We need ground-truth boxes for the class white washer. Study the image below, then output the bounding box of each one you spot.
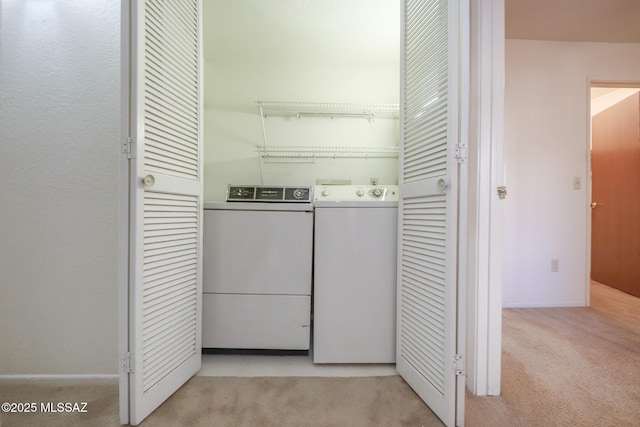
[313,184,398,363]
[202,186,313,350]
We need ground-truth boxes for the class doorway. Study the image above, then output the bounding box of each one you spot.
[121,1,504,424]
[200,0,400,373]
[589,83,640,299]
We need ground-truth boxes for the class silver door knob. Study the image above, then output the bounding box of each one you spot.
[142,174,155,187]
[437,179,447,192]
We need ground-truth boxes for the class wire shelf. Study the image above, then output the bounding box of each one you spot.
[256,145,399,159]
[256,101,399,121]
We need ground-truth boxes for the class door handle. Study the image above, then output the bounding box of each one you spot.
[590,202,598,209]
[142,174,155,188]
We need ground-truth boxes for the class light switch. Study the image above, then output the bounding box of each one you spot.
[573,176,581,190]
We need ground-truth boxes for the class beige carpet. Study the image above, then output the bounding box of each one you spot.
[1,282,638,426]
[141,376,444,427]
[0,376,443,427]
[465,281,640,426]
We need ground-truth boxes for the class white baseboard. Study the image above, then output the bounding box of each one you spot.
[502,301,586,308]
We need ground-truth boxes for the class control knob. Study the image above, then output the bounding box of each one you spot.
[356,190,365,197]
[372,188,383,197]
[322,190,330,197]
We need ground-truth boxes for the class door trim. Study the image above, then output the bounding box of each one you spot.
[118,0,132,423]
[587,79,640,306]
[465,0,504,397]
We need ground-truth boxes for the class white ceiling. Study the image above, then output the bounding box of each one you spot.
[202,1,640,64]
[202,0,399,64]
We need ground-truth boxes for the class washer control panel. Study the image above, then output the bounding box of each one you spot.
[314,185,399,202]
[227,185,312,203]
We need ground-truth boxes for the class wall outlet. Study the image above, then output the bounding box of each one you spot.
[551,258,560,272]
[370,177,378,185]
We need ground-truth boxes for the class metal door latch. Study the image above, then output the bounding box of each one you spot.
[497,186,507,200]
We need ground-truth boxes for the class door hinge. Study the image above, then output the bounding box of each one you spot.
[453,354,465,376]
[455,143,468,164]
[122,137,136,159]
[121,352,134,373]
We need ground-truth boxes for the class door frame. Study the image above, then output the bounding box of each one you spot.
[115,1,507,418]
[465,0,504,397]
[586,80,640,306]
[118,0,132,423]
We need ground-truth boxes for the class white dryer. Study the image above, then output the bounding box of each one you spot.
[313,184,399,363]
[202,185,313,351]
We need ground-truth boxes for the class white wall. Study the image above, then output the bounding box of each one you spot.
[0,1,120,374]
[504,40,640,307]
[203,53,399,202]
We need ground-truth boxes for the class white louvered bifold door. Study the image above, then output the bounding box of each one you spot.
[126,0,203,424]
[398,0,466,426]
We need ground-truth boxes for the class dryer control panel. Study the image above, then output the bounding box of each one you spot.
[314,185,399,202]
[227,185,312,203]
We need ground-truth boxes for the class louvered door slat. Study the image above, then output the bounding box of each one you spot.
[145,7,198,71]
[142,293,195,334]
[145,115,197,147]
[404,110,448,141]
[146,2,198,58]
[145,84,197,128]
[143,324,194,373]
[145,153,198,175]
[143,0,200,181]
[146,67,198,112]
[144,233,197,244]
[144,237,197,250]
[141,191,198,394]
[145,95,198,137]
[145,269,197,298]
[144,35,197,95]
[144,277,196,307]
[144,140,198,168]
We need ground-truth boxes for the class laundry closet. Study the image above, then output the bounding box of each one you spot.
[200,0,400,362]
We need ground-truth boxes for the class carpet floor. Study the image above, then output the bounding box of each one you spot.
[465,281,640,426]
[0,376,443,427]
[1,282,638,426]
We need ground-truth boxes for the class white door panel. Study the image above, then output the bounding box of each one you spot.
[398,0,467,426]
[120,0,203,425]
